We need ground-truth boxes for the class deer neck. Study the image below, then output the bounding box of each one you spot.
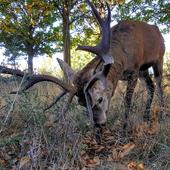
[105,45,127,94]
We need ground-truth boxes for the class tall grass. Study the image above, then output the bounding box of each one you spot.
[0,76,169,169]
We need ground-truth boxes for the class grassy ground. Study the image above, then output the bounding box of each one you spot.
[0,76,169,170]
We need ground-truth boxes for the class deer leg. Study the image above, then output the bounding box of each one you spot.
[140,70,155,121]
[153,63,164,120]
[123,75,137,130]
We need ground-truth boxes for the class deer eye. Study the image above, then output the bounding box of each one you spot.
[98,97,103,104]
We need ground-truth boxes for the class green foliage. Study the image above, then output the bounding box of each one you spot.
[71,22,99,70]
[113,0,170,33]
[71,50,93,70]
[0,0,59,66]
[0,0,169,72]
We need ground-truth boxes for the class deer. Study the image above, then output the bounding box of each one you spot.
[0,0,165,133]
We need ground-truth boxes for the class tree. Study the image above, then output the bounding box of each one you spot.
[0,0,59,74]
[53,0,103,67]
[1,0,169,73]
[54,0,85,66]
[112,0,170,33]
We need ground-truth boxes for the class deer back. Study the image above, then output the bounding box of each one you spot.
[109,21,165,71]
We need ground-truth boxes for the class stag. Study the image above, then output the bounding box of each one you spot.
[0,0,165,131]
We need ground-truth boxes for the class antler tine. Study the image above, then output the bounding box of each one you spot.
[86,0,103,25]
[44,91,67,111]
[61,92,75,114]
[77,1,112,64]
[106,2,111,23]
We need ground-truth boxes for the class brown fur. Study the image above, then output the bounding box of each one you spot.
[74,20,165,126]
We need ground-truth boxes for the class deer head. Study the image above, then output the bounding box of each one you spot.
[0,0,113,126]
[75,0,113,125]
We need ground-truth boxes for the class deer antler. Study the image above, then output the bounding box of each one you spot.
[44,91,67,111]
[0,63,77,112]
[76,1,113,121]
[0,66,73,92]
[76,0,112,64]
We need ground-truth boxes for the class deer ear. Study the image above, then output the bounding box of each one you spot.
[57,58,75,82]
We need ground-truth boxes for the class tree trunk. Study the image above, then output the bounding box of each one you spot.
[62,1,71,66]
[28,55,33,74]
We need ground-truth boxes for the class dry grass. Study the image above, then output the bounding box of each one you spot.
[0,76,169,170]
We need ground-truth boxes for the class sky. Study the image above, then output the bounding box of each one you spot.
[0,33,170,71]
